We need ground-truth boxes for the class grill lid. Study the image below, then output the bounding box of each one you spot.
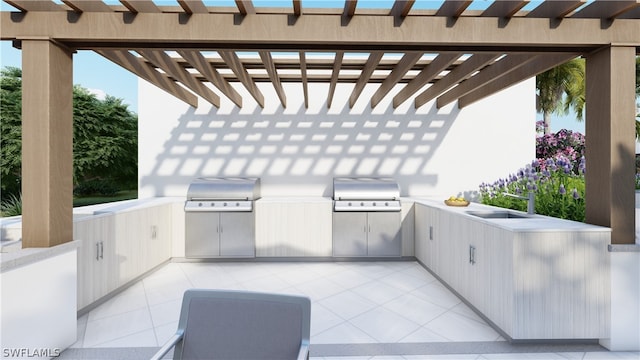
[186,177,260,201]
[333,177,401,212]
[333,177,400,201]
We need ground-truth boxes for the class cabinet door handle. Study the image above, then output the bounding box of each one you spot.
[429,226,433,240]
[96,242,100,261]
[368,224,371,233]
[99,241,104,260]
[469,245,476,265]
[220,225,223,233]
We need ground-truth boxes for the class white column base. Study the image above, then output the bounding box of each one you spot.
[600,248,640,351]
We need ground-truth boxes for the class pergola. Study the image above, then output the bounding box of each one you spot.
[1,0,638,248]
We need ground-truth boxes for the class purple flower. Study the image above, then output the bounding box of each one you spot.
[559,184,566,195]
[572,188,580,200]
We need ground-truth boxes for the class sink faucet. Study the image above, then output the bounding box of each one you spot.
[502,192,535,214]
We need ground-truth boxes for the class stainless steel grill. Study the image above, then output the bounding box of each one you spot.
[332,177,402,257]
[185,177,260,212]
[333,177,401,212]
[184,177,260,258]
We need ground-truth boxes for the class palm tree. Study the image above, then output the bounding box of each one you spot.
[536,58,585,134]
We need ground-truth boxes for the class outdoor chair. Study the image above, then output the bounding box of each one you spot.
[150,289,311,360]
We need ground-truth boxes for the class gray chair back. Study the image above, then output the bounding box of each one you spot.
[174,289,311,360]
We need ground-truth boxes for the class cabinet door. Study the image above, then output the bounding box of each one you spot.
[414,204,429,264]
[75,219,98,309]
[141,205,173,271]
[219,212,255,257]
[94,215,117,301]
[185,212,220,257]
[333,212,367,256]
[367,212,401,256]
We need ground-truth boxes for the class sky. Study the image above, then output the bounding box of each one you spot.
[0,0,588,133]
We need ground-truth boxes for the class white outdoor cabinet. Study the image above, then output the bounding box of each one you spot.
[255,198,332,257]
[332,211,401,257]
[414,203,440,271]
[76,202,174,311]
[413,201,610,340]
[75,214,117,309]
[185,212,254,257]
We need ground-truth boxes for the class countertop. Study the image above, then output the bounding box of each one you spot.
[409,197,611,233]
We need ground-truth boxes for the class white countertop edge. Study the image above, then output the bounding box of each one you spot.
[409,197,611,233]
[256,197,333,203]
[0,240,81,273]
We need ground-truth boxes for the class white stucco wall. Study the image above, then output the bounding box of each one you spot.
[139,78,535,198]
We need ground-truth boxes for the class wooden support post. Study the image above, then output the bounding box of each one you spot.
[585,45,636,245]
[21,39,73,248]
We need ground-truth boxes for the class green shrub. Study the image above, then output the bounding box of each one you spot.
[74,179,119,197]
[0,193,22,217]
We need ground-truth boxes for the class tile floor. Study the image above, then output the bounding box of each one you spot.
[69,261,640,360]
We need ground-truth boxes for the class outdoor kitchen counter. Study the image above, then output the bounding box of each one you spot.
[411,197,611,233]
[412,197,611,341]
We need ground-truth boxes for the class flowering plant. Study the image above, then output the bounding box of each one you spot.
[536,128,585,172]
[479,156,586,222]
[480,128,587,222]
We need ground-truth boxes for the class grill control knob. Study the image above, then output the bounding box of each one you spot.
[223,202,228,207]
[348,202,352,206]
[236,202,240,207]
[373,202,377,207]
[198,202,203,207]
[385,202,389,206]
[360,202,364,206]
[211,203,215,207]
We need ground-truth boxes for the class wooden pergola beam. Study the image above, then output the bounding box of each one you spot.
[218,50,265,107]
[259,50,287,108]
[482,1,528,18]
[3,13,639,50]
[371,52,422,108]
[526,0,584,18]
[414,53,500,108]
[299,51,308,108]
[435,1,471,17]
[293,0,302,16]
[138,49,220,107]
[390,0,415,26]
[327,51,343,108]
[572,0,640,19]
[393,52,462,108]
[436,54,536,108]
[349,52,383,108]
[62,1,112,13]
[177,0,208,14]
[120,0,160,13]
[458,53,579,108]
[5,0,62,11]
[97,49,198,107]
[177,50,242,108]
[344,0,357,17]
[235,0,255,15]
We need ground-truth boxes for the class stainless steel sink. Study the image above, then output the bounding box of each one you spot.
[466,210,531,219]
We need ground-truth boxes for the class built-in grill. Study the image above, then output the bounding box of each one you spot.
[332,177,402,257]
[184,177,260,258]
[185,177,260,212]
[333,177,401,212]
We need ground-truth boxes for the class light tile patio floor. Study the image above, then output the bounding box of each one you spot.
[66,261,640,360]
